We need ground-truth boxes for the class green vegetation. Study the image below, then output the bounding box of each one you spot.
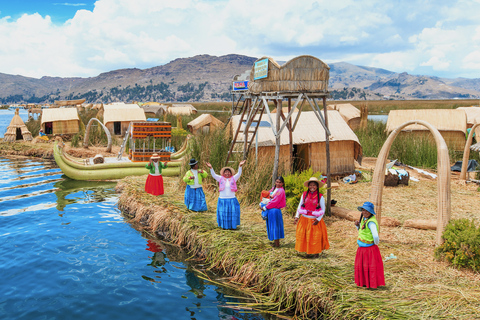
[355,120,480,168]
[435,219,480,272]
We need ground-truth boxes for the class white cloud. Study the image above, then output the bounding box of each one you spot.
[0,0,479,78]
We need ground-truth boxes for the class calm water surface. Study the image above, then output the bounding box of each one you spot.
[0,157,276,320]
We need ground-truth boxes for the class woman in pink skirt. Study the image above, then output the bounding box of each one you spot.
[354,201,385,288]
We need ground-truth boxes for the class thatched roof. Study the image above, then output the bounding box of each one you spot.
[386,109,467,133]
[187,114,224,132]
[168,104,198,115]
[141,105,167,115]
[327,103,360,122]
[271,107,299,114]
[231,110,362,159]
[54,99,86,106]
[103,103,146,124]
[248,55,329,94]
[41,107,79,124]
[4,109,32,142]
[457,107,480,126]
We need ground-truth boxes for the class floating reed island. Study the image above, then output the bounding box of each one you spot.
[117,173,480,320]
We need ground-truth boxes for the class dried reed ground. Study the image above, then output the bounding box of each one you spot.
[117,172,480,319]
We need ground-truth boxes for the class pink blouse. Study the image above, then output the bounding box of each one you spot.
[266,187,286,209]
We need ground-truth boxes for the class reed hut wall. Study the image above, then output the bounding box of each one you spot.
[41,108,80,135]
[51,120,80,135]
[248,55,329,94]
[386,109,467,151]
[105,121,132,136]
[231,110,361,175]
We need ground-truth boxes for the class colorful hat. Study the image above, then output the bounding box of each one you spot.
[220,166,235,176]
[304,177,324,188]
[189,158,198,166]
[357,201,376,215]
[151,153,160,160]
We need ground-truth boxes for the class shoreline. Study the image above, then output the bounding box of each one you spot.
[116,175,480,319]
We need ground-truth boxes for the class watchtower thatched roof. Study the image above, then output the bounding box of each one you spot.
[4,109,32,142]
[248,55,329,94]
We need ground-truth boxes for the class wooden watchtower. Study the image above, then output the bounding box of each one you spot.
[227,55,332,213]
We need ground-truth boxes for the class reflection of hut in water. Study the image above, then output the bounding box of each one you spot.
[4,109,32,142]
[103,103,146,136]
[386,109,467,151]
[230,110,362,175]
[327,103,361,131]
[41,107,80,135]
[187,114,223,134]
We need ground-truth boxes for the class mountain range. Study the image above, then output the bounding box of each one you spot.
[1,54,480,104]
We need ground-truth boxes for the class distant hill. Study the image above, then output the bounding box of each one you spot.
[0,54,479,104]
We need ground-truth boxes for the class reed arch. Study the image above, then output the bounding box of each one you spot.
[83,118,112,153]
[370,120,451,245]
[460,121,480,180]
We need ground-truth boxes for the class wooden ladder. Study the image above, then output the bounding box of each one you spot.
[225,99,265,165]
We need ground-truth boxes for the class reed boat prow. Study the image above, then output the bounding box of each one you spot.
[53,141,183,181]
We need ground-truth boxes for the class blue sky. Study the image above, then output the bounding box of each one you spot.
[0,0,479,79]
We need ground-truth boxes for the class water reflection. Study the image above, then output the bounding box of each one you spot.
[53,179,117,211]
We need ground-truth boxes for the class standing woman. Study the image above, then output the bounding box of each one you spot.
[354,201,385,289]
[260,177,286,247]
[206,160,246,230]
[145,153,167,195]
[183,158,208,212]
[294,177,329,258]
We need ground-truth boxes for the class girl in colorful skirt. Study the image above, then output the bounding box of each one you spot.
[183,158,209,211]
[145,153,167,195]
[354,201,385,288]
[206,160,246,230]
[294,177,329,258]
[260,176,286,247]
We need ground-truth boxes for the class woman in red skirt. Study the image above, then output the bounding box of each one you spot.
[354,201,385,288]
[145,153,167,195]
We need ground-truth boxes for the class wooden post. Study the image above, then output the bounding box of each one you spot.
[323,96,331,216]
[243,98,250,157]
[288,98,293,172]
[272,99,282,186]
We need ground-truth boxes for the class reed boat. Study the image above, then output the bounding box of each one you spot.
[53,140,188,181]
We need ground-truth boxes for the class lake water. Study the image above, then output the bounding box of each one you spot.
[0,109,30,138]
[0,156,275,320]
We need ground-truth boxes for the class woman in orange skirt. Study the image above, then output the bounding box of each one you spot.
[294,177,329,258]
[145,153,167,195]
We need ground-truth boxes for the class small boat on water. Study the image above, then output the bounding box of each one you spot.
[53,140,188,181]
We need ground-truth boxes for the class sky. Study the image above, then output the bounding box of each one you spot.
[0,0,480,79]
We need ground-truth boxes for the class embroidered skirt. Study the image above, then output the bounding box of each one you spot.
[184,185,207,212]
[295,215,329,254]
[265,208,284,241]
[145,174,164,195]
[216,198,240,229]
[354,244,385,288]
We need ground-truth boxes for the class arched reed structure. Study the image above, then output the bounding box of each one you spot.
[460,121,480,180]
[83,118,112,153]
[370,120,451,245]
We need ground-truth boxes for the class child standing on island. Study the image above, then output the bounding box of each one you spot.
[354,201,385,289]
[183,158,208,212]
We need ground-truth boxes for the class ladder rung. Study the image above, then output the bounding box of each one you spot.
[232,151,243,153]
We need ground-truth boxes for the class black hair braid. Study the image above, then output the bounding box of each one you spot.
[361,215,373,230]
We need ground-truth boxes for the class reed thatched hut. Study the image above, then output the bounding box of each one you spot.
[4,109,32,142]
[141,104,167,118]
[248,55,329,94]
[103,103,146,136]
[457,106,480,139]
[168,104,198,115]
[41,108,80,135]
[386,109,467,151]
[230,110,362,175]
[187,114,223,134]
[327,103,361,131]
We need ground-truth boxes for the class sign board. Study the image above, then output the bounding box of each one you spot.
[232,80,249,91]
[254,58,268,80]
